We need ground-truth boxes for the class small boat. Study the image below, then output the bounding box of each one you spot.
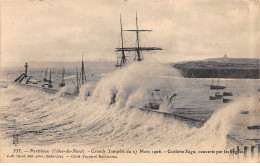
[247,125,260,130]
[223,80,233,96]
[59,82,65,87]
[209,96,218,100]
[210,85,226,90]
[59,67,65,87]
[143,87,177,110]
[215,92,223,98]
[13,63,78,98]
[209,92,223,100]
[143,89,162,110]
[223,92,233,96]
[48,83,53,88]
[209,95,222,100]
[144,103,160,110]
[28,79,41,84]
[240,110,249,114]
[210,70,226,90]
[223,98,233,103]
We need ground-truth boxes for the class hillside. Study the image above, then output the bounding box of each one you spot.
[173,58,260,79]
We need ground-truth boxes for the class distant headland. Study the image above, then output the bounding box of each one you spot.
[173,56,260,79]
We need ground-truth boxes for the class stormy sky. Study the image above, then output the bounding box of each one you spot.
[1,0,260,67]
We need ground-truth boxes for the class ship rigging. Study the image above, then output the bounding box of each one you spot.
[59,67,65,87]
[72,52,87,94]
[115,12,163,68]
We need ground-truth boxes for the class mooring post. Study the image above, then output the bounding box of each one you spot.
[244,146,248,158]
[237,146,240,158]
[233,148,236,159]
[251,146,255,159]
[257,144,260,158]
[13,134,19,146]
[229,149,232,159]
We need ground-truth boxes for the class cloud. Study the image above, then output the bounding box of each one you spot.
[1,0,260,67]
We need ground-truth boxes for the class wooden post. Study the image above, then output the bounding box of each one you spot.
[257,144,260,158]
[13,134,19,146]
[232,148,235,159]
[251,146,255,159]
[244,146,248,158]
[237,146,240,158]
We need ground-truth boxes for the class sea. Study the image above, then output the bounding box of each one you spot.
[0,62,259,151]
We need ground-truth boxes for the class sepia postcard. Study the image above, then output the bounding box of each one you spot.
[0,0,260,163]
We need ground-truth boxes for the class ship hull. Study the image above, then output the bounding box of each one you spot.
[247,125,260,130]
[59,83,65,87]
[223,92,233,96]
[209,96,222,100]
[210,85,226,90]
[223,98,233,103]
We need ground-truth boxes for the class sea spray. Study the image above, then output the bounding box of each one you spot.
[0,88,254,149]
[92,62,180,109]
[173,96,259,150]
[76,83,95,101]
[0,63,259,151]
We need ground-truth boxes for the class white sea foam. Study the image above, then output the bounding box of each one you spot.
[0,62,259,152]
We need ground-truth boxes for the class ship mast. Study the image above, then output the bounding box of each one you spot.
[120,14,127,66]
[135,12,141,61]
[72,67,80,94]
[72,54,87,94]
[44,68,48,80]
[49,69,52,83]
[48,69,53,88]
[61,67,65,84]
[115,12,162,63]
[62,68,65,83]
[59,67,65,87]
[76,68,79,93]
[115,14,127,68]
[80,52,87,85]
[24,62,28,77]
